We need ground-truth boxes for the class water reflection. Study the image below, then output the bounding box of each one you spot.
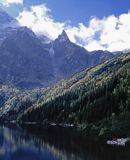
[0,125,129,160]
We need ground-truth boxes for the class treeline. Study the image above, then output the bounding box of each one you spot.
[19,55,130,137]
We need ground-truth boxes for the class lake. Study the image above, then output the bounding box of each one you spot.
[0,124,129,160]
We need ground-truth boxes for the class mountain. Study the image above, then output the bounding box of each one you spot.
[0,10,114,89]
[51,30,113,79]
[13,53,130,138]
[0,10,17,27]
[0,27,54,88]
[90,50,114,65]
[0,85,46,120]
[52,30,90,79]
[38,34,52,44]
[0,10,19,45]
[0,9,129,138]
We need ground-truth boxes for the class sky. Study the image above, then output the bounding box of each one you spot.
[0,0,130,52]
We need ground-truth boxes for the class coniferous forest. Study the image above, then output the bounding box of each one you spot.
[16,53,130,138]
[0,53,130,138]
[1,2,130,160]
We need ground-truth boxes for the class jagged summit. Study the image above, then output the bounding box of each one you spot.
[15,26,36,38]
[57,30,70,42]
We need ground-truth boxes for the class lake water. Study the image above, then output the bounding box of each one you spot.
[0,125,129,160]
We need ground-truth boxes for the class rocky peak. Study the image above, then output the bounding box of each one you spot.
[57,30,70,43]
[16,27,36,37]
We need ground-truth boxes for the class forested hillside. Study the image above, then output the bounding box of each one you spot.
[18,53,130,137]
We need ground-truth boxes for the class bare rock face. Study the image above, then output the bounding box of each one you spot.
[0,10,114,89]
[0,10,18,45]
[0,27,54,88]
[52,30,113,79]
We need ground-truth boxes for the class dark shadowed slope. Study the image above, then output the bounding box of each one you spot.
[18,53,130,138]
[0,27,54,88]
[0,10,114,89]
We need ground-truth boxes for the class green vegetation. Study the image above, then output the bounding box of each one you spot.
[0,86,46,121]
[18,53,130,138]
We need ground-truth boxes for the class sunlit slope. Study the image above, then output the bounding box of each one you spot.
[19,53,130,137]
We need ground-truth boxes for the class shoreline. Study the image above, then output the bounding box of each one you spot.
[1,121,130,147]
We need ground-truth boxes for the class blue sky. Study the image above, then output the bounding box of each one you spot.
[2,0,130,25]
[24,0,130,25]
[1,0,130,52]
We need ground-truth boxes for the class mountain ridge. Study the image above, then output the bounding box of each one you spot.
[0,53,129,122]
[0,9,129,138]
[17,53,130,138]
[0,10,114,88]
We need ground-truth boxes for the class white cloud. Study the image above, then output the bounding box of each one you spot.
[17,4,65,39]
[0,0,23,6]
[17,4,130,52]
